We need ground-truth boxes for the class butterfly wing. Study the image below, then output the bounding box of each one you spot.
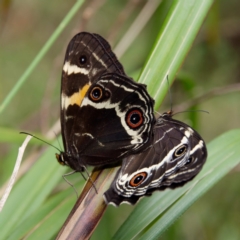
[104,112,207,206]
[68,73,155,167]
[60,32,155,171]
[61,32,126,155]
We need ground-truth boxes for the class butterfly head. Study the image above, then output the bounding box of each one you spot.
[55,152,85,172]
[55,153,66,166]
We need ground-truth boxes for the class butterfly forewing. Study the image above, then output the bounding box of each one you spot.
[59,32,155,172]
[61,32,125,151]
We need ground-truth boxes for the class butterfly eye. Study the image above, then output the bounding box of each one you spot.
[55,153,65,166]
[79,55,87,65]
[126,109,143,129]
[89,87,103,101]
[174,144,187,158]
[129,172,147,187]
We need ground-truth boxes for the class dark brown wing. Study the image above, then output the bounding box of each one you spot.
[104,112,207,206]
[61,32,126,155]
[68,73,155,167]
[59,32,155,171]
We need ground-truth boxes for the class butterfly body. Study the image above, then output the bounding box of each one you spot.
[57,32,155,171]
[104,111,207,206]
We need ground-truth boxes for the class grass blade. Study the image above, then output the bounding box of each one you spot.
[138,0,214,109]
[0,140,67,239]
[0,0,84,114]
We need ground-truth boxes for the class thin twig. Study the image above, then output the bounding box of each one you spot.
[0,135,32,212]
[107,0,142,44]
[114,0,162,58]
[56,167,118,240]
[80,0,107,31]
[173,83,240,112]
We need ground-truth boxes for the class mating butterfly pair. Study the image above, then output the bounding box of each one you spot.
[57,32,207,206]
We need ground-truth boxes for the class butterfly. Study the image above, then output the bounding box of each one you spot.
[56,32,155,172]
[103,111,207,206]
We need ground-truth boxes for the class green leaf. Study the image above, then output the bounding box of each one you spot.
[4,0,236,239]
[139,0,214,109]
[6,188,76,240]
[0,0,84,114]
[0,140,71,239]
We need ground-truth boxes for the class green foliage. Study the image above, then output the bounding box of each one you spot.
[1,0,240,239]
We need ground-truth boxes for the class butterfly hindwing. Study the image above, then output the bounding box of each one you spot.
[103,112,207,206]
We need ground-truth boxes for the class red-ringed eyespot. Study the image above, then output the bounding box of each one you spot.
[173,144,187,158]
[79,55,87,65]
[129,172,148,187]
[126,109,143,129]
[89,86,103,101]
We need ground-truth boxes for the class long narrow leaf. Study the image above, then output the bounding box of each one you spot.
[139,0,214,109]
[0,0,84,114]
[0,141,69,239]
[6,188,75,240]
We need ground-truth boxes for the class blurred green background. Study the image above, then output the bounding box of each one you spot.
[0,0,240,239]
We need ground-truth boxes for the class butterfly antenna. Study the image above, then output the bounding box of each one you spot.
[53,131,63,152]
[20,132,61,152]
[154,110,161,117]
[62,171,78,198]
[166,75,173,114]
[172,109,209,117]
